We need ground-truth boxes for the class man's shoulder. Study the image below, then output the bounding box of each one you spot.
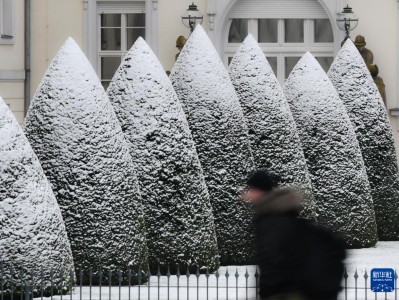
[297,219,346,250]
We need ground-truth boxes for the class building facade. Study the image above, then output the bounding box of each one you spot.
[1,0,399,153]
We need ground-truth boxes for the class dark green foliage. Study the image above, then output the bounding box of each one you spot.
[229,35,316,220]
[284,53,378,248]
[170,26,256,264]
[0,97,74,297]
[328,40,399,240]
[23,38,148,272]
[107,38,219,271]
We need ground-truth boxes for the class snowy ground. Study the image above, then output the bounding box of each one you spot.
[35,242,399,300]
[341,241,399,300]
[345,241,399,272]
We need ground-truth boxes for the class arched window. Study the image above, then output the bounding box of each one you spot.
[225,0,334,84]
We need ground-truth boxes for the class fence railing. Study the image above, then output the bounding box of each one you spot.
[0,265,398,300]
[342,269,398,300]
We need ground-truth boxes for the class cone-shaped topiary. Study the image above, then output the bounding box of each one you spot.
[283,52,378,248]
[170,25,255,265]
[228,35,316,220]
[328,40,399,240]
[0,97,74,296]
[23,38,148,274]
[106,38,219,271]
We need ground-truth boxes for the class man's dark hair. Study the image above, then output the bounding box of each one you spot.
[246,169,281,192]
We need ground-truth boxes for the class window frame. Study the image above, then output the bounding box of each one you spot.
[96,3,147,88]
[83,0,158,84]
[225,17,334,84]
[0,0,15,45]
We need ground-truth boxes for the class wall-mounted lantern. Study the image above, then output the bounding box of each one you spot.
[336,5,359,41]
[182,2,204,33]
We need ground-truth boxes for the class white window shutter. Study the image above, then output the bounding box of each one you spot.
[1,0,13,39]
[97,1,145,14]
[230,0,328,19]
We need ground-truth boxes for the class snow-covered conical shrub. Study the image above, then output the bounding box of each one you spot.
[328,40,399,240]
[228,35,316,220]
[170,25,255,264]
[283,53,378,248]
[23,38,148,273]
[107,38,219,270]
[0,97,74,295]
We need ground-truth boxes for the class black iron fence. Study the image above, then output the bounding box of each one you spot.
[0,265,398,300]
[342,269,398,300]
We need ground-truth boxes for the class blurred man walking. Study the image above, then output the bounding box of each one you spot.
[243,169,346,300]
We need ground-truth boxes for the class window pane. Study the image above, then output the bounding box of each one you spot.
[228,19,248,43]
[101,28,121,50]
[102,81,111,91]
[316,57,334,72]
[101,57,121,80]
[101,14,121,27]
[267,57,278,77]
[285,19,304,43]
[127,13,146,27]
[127,28,146,49]
[314,19,333,43]
[285,57,301,78]
[258,19,278,43]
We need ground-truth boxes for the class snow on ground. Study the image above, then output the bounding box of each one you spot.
[35,242,399,300]
[341,241,399,300]
[345,241,399,273]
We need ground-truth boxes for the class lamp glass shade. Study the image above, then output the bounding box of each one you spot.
[336,8,359,32]
[182,3,203,30]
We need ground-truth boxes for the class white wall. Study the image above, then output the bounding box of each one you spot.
[30,0,84,98]
[158,0,207,72]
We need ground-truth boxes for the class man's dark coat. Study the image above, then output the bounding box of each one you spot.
[255,188,346,300]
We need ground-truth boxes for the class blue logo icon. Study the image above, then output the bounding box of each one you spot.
[370,268,395,292]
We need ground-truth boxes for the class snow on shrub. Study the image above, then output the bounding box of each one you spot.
[23,38,148,273]
[170,25,255,264]
[228,35,316,220]
[283,52,378,248]
[328,40,399,240]
[0,97,74,295]
[107,38,219,270]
